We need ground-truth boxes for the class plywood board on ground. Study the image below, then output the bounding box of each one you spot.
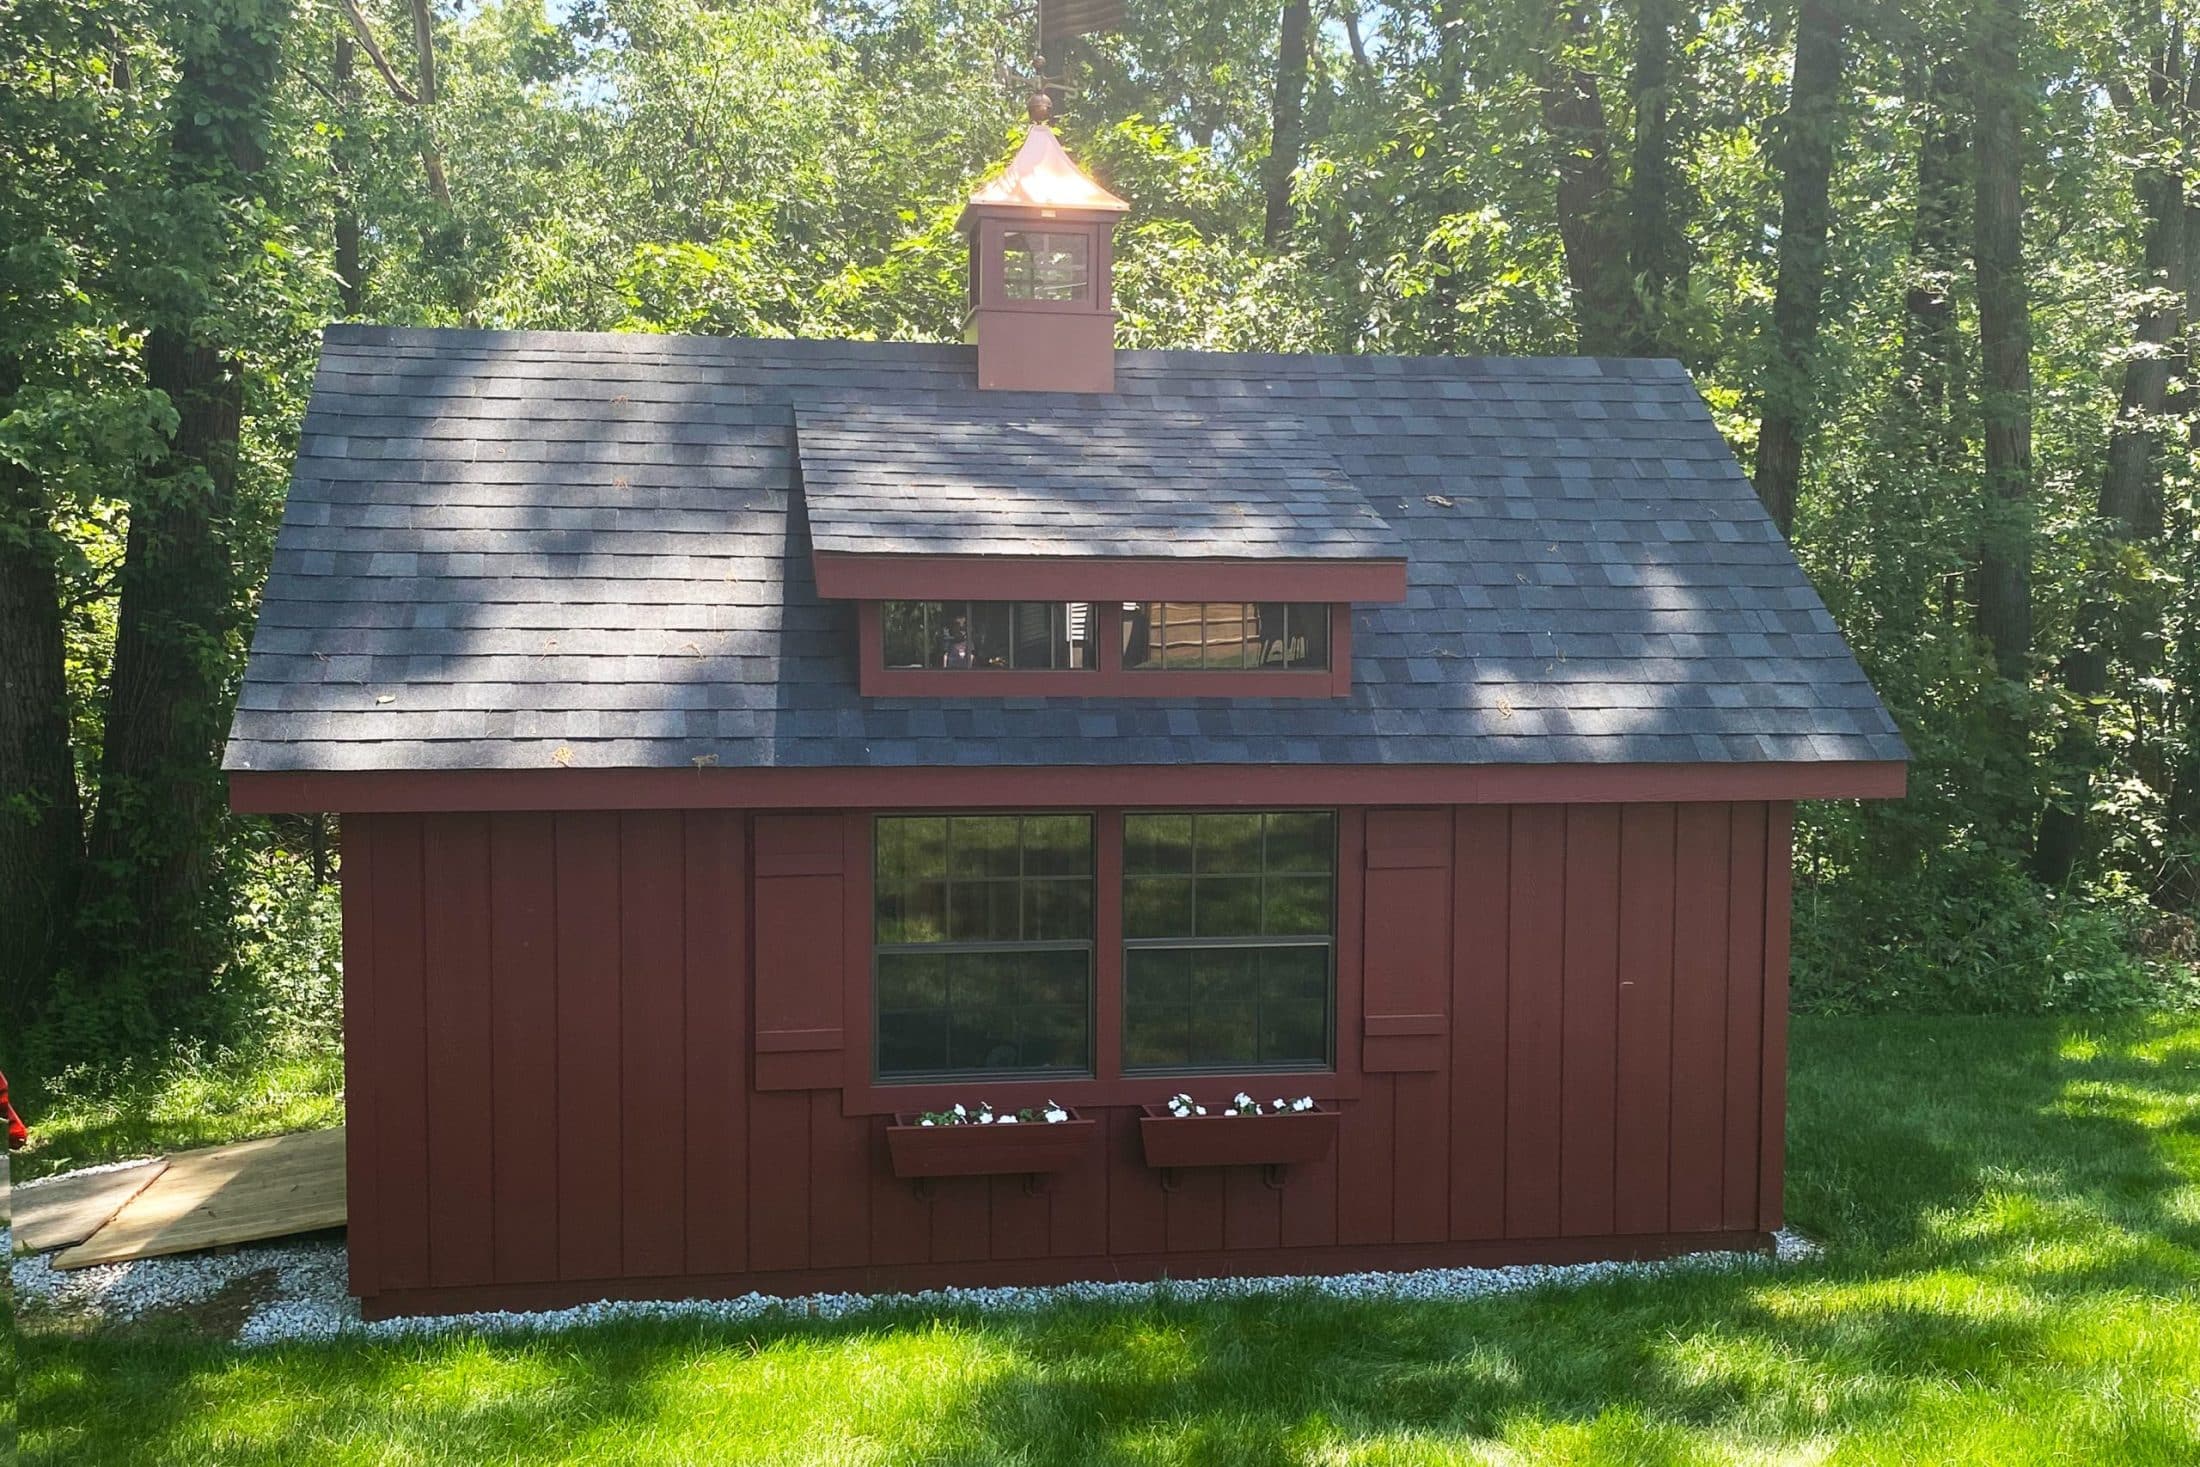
[54,1127,346,1269]
[13,1158,170,1254]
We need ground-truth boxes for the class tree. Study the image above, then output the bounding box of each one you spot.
[2035,31,2191,886]
[1625,0,1689,356]
[1751,0,1848,535]
[0,358,79,1026]
[1970,0,2034,689]
[1540,0,1642,355]
[1901,56,1967,437]
[1263,0,1312,244]
[78,0,295,1036]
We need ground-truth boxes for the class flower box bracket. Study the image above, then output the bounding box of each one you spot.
[908,1171,1057,1202]
[1152,1161,1293,1194]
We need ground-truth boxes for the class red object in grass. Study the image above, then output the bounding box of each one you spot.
[1,1069,24,1150]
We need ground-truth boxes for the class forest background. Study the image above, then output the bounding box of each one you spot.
[6,0,2200,1105]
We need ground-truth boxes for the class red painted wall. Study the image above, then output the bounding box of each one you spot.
[341,801,1793,1318]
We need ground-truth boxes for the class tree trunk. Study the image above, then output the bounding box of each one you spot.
[0,357,83,1030]
[1970,0,2034,686]
[1750,0,1847,536]
[2167,572,2200,909]
[1626,0,1687,355]
[408,0,451,204]
[80,0,288,1036]
[1264,0,1313,246]
[1338,0,1371,80]
[82,331,247,1033]
[1541,0,1641,355]
[1902,57,1967,439]
[2035,51,2187,887]
[333,24,364,316]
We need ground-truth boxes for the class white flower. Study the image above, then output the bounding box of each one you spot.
[997,1115,1017,1125]
[952,1104,966,1118]
[919,1117,935,1126]
[1273,1099,1287,1112]
[1292,1096,1315,1112]
[1044,1107,1069,1123]
[977,1112,994,1124]
[1194,1105,1207,1116]
[1234,1091,1253,1106]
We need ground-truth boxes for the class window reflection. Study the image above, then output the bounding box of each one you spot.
[1121,603,1329,671]
[1121,811,1335,1072]
[875,814,1095,1079]
[882,601,1094,670]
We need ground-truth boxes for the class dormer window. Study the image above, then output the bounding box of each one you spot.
[860,598,1352,697]
[882,600,1096,671]
[1122,602,1331,673]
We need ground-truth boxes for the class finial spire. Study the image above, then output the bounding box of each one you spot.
[1027,86,1053,124]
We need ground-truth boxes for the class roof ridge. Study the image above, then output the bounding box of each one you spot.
[321,323,1694,384]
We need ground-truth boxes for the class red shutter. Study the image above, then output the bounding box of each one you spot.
[1361,808,1452,1072]
[752,814,847,1090]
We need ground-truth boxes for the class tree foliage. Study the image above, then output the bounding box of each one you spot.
[6,0,2200,1079]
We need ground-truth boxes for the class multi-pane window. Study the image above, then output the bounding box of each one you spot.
[874,815,1094,1078]
[1121,603,1330,672]
[1121,811,1335,1072]
[1001,230,1090,301]
[882,601,1095,671]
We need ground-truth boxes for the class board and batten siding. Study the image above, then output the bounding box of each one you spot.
[340,802,1791,1317]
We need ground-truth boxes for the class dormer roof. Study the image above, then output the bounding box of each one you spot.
[962,124,1129,218]
[796,404,1407,602]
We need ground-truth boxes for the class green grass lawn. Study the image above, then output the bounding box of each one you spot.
[16,1014,2200,1465]
[10,1049,345,1183]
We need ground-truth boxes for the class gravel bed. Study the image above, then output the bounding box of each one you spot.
[14,1224,1820,1348]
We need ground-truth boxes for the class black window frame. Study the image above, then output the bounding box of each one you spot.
[871,813,1098,1083]
[1119,810,1338,1076]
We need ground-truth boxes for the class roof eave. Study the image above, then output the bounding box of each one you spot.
[808,550,1411,604]
[229,760,1908,816]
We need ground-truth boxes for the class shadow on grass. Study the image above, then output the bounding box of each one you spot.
[18,1016,2200,1465]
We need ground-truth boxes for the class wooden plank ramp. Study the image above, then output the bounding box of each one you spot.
[13,1159,170,1255]
[54,1127,346,1270]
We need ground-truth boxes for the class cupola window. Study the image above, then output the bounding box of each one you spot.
[1001,230,1091,302]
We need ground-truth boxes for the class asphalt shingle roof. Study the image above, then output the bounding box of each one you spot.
[797,404,1403,562]
[223,326,1907,773]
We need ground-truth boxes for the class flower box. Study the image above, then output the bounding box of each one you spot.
[1137,1103,1339,1172]
[886,1111,1096,1180]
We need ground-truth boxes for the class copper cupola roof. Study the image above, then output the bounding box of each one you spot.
[963,121,1129,217]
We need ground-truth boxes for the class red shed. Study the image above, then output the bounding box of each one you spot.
[227,121,1904,1320]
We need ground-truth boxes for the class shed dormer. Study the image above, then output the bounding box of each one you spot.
[958,98,1128,393]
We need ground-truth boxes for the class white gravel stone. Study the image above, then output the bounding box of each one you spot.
[13,1156,164,1190]
[14,1224,1823,1348]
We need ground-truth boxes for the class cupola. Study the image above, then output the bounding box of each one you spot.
[958,94,1128,393]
